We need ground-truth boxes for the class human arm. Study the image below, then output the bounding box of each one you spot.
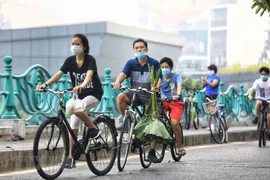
[173,82,183,100]
[248,88,255,101]
[73,70,94,93]
[113,72,127,89]
[36,70,64,90]
[204,76,219,88]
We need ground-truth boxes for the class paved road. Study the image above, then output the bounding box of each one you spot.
[1,141,270,180]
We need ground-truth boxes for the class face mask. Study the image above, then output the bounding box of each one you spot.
[71,45,83,55]
[162,68,171,76]
[208,71,214,76]
[260,75,268,81]
[134,52,147,59]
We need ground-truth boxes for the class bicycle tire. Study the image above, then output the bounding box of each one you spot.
[170,123,183,161]
[258,113,264,147]
[33,117,69,180]
[117,116,134,171]
[139,142,152,168]
[85,117,117,176]
[209,114,225,144]
[193,103,200,130]
[185,100,191,130]
[222,116,229,143]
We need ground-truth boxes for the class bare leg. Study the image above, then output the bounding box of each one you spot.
[255,101,262,117]
[74,112,96,128]
[267,114,270,134]
[69,129,78,158]
[117,93,129,117]
[171,119,183,150]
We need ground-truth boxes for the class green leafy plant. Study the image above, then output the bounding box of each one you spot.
[251,0,270,16]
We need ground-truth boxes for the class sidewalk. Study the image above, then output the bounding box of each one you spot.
[0,125,258,172]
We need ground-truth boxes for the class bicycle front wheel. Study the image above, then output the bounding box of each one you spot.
[193,104,200,130]
[33,117,69,180]
[209,114,225,144]
[117,115,134,171]
[85,117,117,176]
[185,100,191,130]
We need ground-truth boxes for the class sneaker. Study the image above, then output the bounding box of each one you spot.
[268,133,270,141]
[88,128,101,139]
[147,149,158,163]
[252,117,258,124]
[64,157,76,169]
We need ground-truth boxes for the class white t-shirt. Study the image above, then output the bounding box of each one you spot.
[252,78,270,99]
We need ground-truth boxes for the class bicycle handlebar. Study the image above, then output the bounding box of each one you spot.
[205,92,227,103]
[37,88,73,95]
[111,83,154,95]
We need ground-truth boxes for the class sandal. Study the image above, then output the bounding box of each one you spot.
[179,149,186,156]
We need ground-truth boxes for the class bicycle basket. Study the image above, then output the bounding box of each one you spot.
[202,99,218,113]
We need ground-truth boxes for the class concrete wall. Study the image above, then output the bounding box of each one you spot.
[0,21,185,79]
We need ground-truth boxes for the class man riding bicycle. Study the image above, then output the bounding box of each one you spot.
[113,38,160,130]
[248,66,270,140]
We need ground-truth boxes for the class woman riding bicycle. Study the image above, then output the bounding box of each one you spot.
[36,33,103,168]
[201,64,220,131]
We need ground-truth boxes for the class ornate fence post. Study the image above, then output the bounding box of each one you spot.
[102,68,114,115]
[219,81,226,104]
[238,84,246,117]
[1,56,19,119]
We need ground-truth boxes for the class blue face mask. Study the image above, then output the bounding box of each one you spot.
[260,75,268,81]
[162,68,171,76]
[208,71,214,76]
[134,52,147,59]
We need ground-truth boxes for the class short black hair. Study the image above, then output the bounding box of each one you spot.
[73,34,90,54]
[259,66,270,74]
[208,64,218,73]
[160,57,174,69]
[133,38,148,48]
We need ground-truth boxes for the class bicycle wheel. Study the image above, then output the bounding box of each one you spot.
[209,114,225,144]
[222,116,229,143]
[139,142,152,168]
[170,123,183,161]
[193,103,200,130]
[33,117,69,180]
[85,117,117,176]
[185,100,191,130]
[117,115,134,171]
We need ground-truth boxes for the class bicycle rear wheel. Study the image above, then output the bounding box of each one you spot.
[117,116,134,171]
[185,100,191,130]
[193,103,200,129]
[33,117,69,180]
[209,114,225,144]
[170,123,183,161]
[85,117,117,176]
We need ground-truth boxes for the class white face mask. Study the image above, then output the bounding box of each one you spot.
[71,45,83,55]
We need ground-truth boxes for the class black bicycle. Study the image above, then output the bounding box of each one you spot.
[254,97,270,147]
[33,88,117,179]
[117,87,183,171]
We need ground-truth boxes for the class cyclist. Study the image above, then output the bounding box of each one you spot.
[113,38,160,130]
[248,66,270,140]
[147,57,186,162]
[201,64,220,130]
[36,34,103,168]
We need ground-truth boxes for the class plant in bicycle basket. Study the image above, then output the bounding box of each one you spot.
[133,65,172,145]
[182,78,201,95]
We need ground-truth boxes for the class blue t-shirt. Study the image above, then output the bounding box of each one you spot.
[122,56,160,90]
[205,74,220,95]
[160,73,182,100]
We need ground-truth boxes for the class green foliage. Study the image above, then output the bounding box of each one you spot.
[251,0,270,16]
[219,63,270,74]
[182,78,201,90]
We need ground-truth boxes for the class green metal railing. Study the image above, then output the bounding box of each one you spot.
[0,56,256,125]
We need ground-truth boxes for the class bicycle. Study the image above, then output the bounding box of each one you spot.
[254,97,270,147]
[117,87,183,171]
[202,93,229,144]
[33,88,117,180]
[183,88,200,130]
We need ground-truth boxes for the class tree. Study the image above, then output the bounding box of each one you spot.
[251,0,270,16]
